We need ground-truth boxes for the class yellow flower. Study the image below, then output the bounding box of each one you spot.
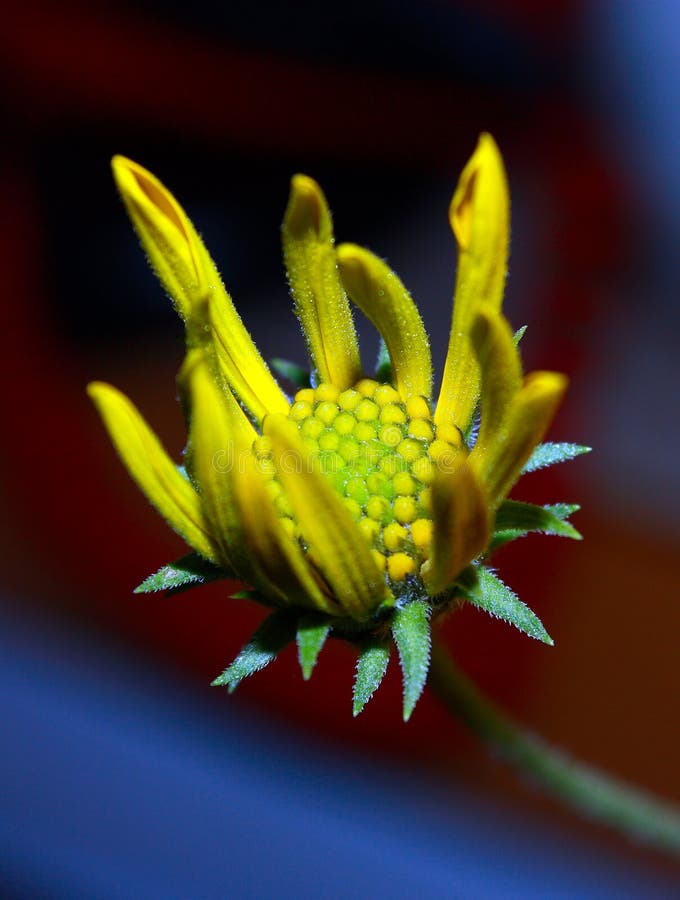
[89,136,587,718]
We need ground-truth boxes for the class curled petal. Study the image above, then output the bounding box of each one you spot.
[337,243,432,401]
[87,381,218,562]
[471,371,568,507]
[112,156,289,421]
[233,455,343,615]
[469,308,522,458]
[265,414,387,620]
[436,133,510,431]
[282,175,362,389]
[184,352,256,573]
[424,460,490,596]
[111,155,203,318]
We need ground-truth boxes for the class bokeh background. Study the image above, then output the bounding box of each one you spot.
[2,1,679,896]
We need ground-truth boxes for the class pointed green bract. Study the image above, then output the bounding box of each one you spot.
[513,325,527,346]
[297,614,331,680]
[353,639,391,717]
[491,501,581,550]
[545,502,582,520]
[134,552,229,594]
[462,567,553,645]
[212,610,297,692]
[375,338,393,383]
[270,358,312,390]
[522,442,591,474]
[392,601,432,721]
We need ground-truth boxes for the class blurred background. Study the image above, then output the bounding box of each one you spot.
[2,0,679,896]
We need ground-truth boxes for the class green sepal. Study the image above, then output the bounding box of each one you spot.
[491,501,581,550]
[296,614,331,681]
[522,442,591,474]
[462,567,553,645]
[375,338,393,383]
[134,552,229,595]
[353,638,391,717]
[270,358,312,390]
[391,600,432,721]
[513,325,527,346]
[212,610,297,693]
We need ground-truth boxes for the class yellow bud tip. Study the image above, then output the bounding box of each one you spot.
[294,388,315,405]
[411,519,433,549]
[285,174,327,238]
[406,396,430,419]
[355,378,379,398]
[371,549,387,573]
[387,553,416,581]
[383,522,408,551]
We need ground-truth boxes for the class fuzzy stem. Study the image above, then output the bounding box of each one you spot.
[429,638,680,857]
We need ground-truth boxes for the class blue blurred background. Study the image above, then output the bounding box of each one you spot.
[1,1,679,896]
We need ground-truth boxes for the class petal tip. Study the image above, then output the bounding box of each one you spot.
[110,155,144,192]
[336,245,370,296]
[524,370,569,399]
[285,174,326,237]
[290,173,320,194]
[111,153,134,172]
[86,380,116,405]
[477,131,501,156]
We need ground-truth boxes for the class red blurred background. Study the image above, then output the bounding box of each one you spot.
[2,0,679,879]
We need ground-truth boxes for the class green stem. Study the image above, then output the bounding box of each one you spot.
[429,638,680,857]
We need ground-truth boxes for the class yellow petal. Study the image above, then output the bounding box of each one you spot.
[337,244,432,401]
[233,455,343,615]
[471,371,568,507]
[87,381,218,562]
[436,133,510,431]
[112,156,289,421]
[468,309,522,458]
[282,175,362,389]
[184,352,257,572]
[424,460,490,596]
[111,155,203,319]
[198,239,290,422]
[265,414,387,620]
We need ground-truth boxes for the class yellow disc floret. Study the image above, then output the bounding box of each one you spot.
[259,379,466,591]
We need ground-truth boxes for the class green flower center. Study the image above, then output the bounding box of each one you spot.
[254,379,464,585]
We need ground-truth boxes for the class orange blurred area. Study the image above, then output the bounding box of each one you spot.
[2,0,679,880]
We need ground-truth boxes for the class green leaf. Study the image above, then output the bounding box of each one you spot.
[491,501,581,550]
[134,552,229,594]
[270,358,311,389]
[296,614,331,680]
[353,639,391,716]
[212,610,297,693]
[392,600,431,721]
[375,338,393,383]
[462,567,553,645]
[513,325,527,346]
[522,442,591,474]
